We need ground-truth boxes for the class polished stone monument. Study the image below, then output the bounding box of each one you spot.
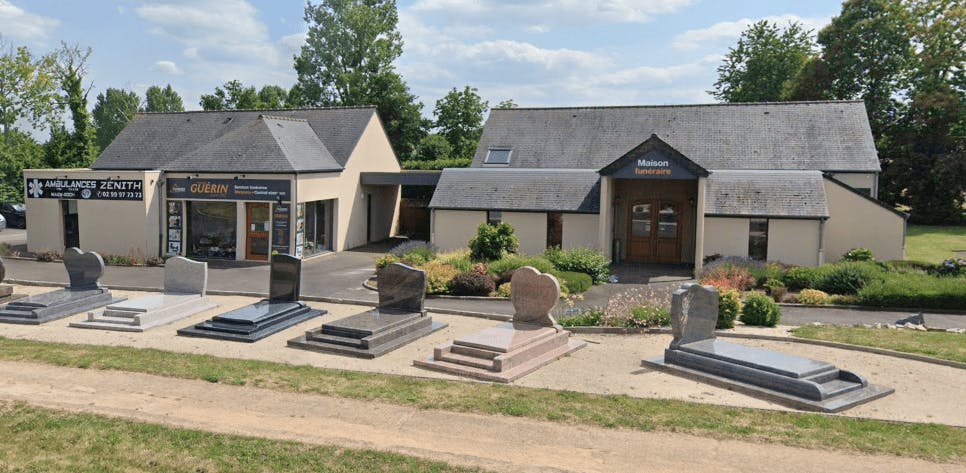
[414,266,586,383]
[0,248,122,325]
[177,254,324,342]
[288,263,446,358]
[643,283,894,412]
[71,256,217,331]
[0,257,26,303]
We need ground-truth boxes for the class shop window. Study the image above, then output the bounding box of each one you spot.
[855,187,872,197]
[748,219,768,261]
[484,148,511,165]
[187,201,236,259]
[547,212,563,248]
[658,202,678,238]
[487,210,502,225]
[302,200,332,256]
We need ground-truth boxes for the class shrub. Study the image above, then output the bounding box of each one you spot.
[557,271,592,294]
[763,278,786,303]
[145,256,165,267]
[436,249,474,272]
[389,240,436,258]
[448,271,496,296]
[797,289,830,305]
[400,158,473,170]
[375,254,400,270]
[702,256,765,273]
[717,289,742,329]
[815,262,881,295]
[36,250,60,262]
[828,294,859,305]
[627,305,671,328]
[104,254,134,266]
[497,282,512,297]
[783,266,830,291]
[558,308,603,327]
[421,261,459,294]
[400,249,434,267]
[469,223,519,261]
[857,272,966,310]
[487,255,556,276]
[842,247,875,262]
[886,260,936,274]
[740,293,782,327]
[544,247,610,284]
[935,258,966,277]
[749,263,786,287]
[700,264,756,291]
[602,286,672,328]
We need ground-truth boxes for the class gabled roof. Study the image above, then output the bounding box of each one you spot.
[162,115,341,173]
[472,101,879,172]
[91,107,377,171]
[704,170,829,219]
[429,168,600,213]
[598,134,709,177]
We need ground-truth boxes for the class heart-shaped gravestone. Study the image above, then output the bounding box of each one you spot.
[62,248,105,289]
[669,283,718,348]
[511,266,560,326]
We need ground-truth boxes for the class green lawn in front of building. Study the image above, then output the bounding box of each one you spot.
[904,225,966,263]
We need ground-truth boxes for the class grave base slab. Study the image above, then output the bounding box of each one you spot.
[288,309,447,359]
[71,295,218,332]
[177,301,325,343]
[0,289,123,325]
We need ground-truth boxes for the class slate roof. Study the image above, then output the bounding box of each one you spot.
[704,170,829,218]
[91,107,377,171]
[429,168,601,213]
[162,116,342,173]
[473,101,879,172]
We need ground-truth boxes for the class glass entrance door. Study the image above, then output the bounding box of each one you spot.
[246,203,270,261]
[61,200,79,249]
[626,200,681,264]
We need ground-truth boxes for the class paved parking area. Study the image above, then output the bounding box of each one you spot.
[0,228,26,246]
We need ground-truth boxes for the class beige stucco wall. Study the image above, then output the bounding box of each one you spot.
[823,178,905,262]
[597,176,614,259]
[828,172,876,197]
[702,217,749,259]
[502,212,547,255]
[563,213,600,251]
[432,210,486,251]
[767,219,821,266]
[24,169,161,258]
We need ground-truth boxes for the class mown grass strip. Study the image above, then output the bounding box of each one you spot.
[0,336,962,462]
[792,326,966,364]
[0,402,486,473]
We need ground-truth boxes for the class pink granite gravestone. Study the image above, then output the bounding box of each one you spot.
[510,266,560,327]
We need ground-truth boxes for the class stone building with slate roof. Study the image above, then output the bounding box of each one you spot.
[429,101,907,271]
[24,107,402,261]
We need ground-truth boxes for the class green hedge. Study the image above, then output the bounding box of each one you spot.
[545,247,610,284]
[400,158,472,170]
[557,271,592,293]
[857,273,966,310]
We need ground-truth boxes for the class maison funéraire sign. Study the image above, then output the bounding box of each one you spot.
[166,178,290,202]
[609,150,697,180]
[25,177,144,201]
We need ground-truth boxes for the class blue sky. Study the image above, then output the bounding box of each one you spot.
[2,0,843,120]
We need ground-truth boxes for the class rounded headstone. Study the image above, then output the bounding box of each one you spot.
[510,266,560,326]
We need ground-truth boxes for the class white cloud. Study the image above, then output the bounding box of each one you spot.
[672,14,831,50]
[152,60,182,75]
[410,0,695,27]
[0,0,60,42]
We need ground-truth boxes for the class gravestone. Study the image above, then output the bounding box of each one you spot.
[71,256,217,332]
[643,283,894,412]
[414,266,586,383]
[0,257,18,300]
[288,263,446,358]
[178,253,324,342]
[0,248,122,325]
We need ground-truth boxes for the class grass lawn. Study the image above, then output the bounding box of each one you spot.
[792,326,966,364]
[0,402,486,473]
[0,337,963,462]
[905,225,966,263]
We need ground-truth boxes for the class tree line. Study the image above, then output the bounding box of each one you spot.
[710,0,964,224]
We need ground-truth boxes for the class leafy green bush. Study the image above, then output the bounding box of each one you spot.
[469,223,519,261]
[375,254,400,270]
[557,271,592,294]
[798,289,830,305]
[497,282,511,297]
[842,247,875,262]
[436,249,474,272]
[815,262,881,295]
[717,289,742,329]
[544,247,611,284]
[400,158,473,170]
[448,271,496,296]
[740,293,781,327]
[885,260,936,274]
[783,266,831,291]
[486,254,556,276]
[558,308,604,327]
[627,305,671,328]
[763,278,787,303]
[828,294,859,305]
[857,272,966,310]
[421,261,459,294]
[749,263,786,287]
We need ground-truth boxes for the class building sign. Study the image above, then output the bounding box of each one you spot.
[271,204,291,254]
[166,178,290,201]
[604,150,699,180]
[166,201,183,256]
[25,177,143,201]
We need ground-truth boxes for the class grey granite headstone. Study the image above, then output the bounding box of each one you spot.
[0,256,6,282]
[163,256,207,295]
[269,254,300,302]
[510,266,560,327]
[669,283,718,348]
[0,257,10,297]
[377,263,426,312]
[63,247,105,290]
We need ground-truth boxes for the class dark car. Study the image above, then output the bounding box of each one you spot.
[0,203,25,229]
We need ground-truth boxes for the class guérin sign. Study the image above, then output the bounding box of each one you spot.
[165,178,290,202]
[25,178,144,201]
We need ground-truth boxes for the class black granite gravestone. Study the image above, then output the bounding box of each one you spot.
[288,263,446,358]
[177,253,324,342]
[643,284,894,412]
[0,248,121,324]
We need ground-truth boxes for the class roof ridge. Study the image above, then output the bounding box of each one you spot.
[137,105,378,115]
[496,100,864,112]
[258,114,309,123]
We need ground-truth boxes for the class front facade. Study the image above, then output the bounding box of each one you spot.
[25,107,402,261]
[429,101,907,272]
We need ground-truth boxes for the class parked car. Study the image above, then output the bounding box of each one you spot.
[0,213,6,232]
[0,203,25,228]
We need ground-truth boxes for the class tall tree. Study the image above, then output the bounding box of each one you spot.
[92,87,140,150]
[710,20,816,103]
[433,86,488,159]
[200,80,260,110]
[257,84,289,109]
[144,84,184,112]
[0,39,59,137]
[494,99,518,109]
[295,0,426,158]
[52,43,97,167]
[0,129,43,202]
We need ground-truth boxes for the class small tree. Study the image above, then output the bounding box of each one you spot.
[144,84,184,112]
[469,223,518,261]
[415,133,453,161]
[433,85,488,159]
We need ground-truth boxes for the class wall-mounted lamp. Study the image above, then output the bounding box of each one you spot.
[688,197,696,207]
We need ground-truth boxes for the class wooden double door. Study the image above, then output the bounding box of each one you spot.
[246,203,270,261]
[627,200,682,264]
